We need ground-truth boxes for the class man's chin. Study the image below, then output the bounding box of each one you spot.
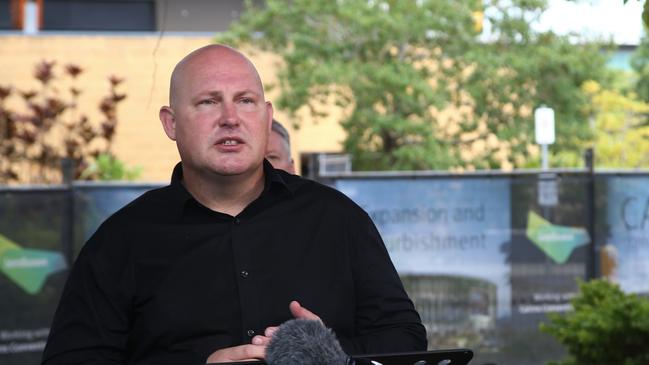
[208,161,262,177]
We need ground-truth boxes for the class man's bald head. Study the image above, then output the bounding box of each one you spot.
[159,43,274,191]
[169,44,265,109]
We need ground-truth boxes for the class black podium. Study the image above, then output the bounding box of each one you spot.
[211,348,473,365]
[355,348,473,365]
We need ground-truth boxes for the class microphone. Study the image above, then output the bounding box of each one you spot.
[265,319,376,365]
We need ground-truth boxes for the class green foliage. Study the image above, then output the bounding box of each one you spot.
[80,153,141,181]
[0,61,128,183]
[540,279,649,365]
[220,0,609,170]
[582,80,649,168]
[631,35,649,104]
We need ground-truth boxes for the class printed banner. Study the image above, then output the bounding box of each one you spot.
[336,178,512,317]
[508,177,591,318]
[0,191,68,364]
[606,176,649,293]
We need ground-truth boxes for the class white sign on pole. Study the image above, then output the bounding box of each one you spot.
[534,106,555,145]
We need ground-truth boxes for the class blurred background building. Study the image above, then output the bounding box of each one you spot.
[0,0,350,181]
[0,0,641,181]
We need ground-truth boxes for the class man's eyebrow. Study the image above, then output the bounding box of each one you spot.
[193,89,261,98]
[233,89,262,98]
[190,90,221,100]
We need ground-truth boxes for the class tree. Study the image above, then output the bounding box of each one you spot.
[582,80,649,168]
[631,35,649,105]
[220,0,609,170]
[0,61,139,184]
[541,279,649,365]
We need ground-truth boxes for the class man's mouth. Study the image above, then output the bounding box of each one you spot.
[216,137,244,146]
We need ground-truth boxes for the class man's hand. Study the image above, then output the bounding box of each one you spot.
[205,343,266,364]
[252,301,324,353]
[289,300,322,322]
[205,301,321,363]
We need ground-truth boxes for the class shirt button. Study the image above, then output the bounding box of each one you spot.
[247,329,255,337]
[234,218,241,224]
[240,270,249,278]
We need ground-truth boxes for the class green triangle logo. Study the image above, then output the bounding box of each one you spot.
[0,234,67,295]
[0,232,20,255]
[525,211,590,264]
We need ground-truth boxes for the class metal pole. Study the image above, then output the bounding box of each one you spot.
[584,148,597,280]
[60,158,75,265]
[541,144,549,170]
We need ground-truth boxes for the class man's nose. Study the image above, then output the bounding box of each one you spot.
[219,102,239,126]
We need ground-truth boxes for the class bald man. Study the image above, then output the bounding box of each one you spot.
[42,45,426,365]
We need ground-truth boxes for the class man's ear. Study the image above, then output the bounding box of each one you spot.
[289,158,296,175]
[159,106,177,141]
[266,101,274,133]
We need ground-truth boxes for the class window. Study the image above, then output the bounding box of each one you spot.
[43,0,155,31]
[0,0,14,30]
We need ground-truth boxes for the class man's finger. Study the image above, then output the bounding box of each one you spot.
[237,344,266,360]
[289,300,322,322]
[252,335,271,346]
[205,344,266,363]
[264,326,278,337]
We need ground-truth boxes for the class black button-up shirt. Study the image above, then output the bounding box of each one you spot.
[42,161,427,365]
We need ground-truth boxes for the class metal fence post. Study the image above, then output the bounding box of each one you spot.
[61,158,75,265]
[584,148,597,280]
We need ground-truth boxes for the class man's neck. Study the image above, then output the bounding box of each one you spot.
[182,166,266,217]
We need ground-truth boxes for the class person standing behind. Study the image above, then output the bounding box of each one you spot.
[265,119,295,174]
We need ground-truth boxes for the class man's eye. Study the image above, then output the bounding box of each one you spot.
[240,98,254,104]
[199,99,216,105]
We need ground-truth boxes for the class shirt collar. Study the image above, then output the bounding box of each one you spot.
[261,158,292,195]
[168,160,292,219]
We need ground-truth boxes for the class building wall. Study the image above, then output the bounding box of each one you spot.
[0,34,345,181]
[155,0,250,32]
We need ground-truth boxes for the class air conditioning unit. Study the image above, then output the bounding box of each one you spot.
[317,153,352,175]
